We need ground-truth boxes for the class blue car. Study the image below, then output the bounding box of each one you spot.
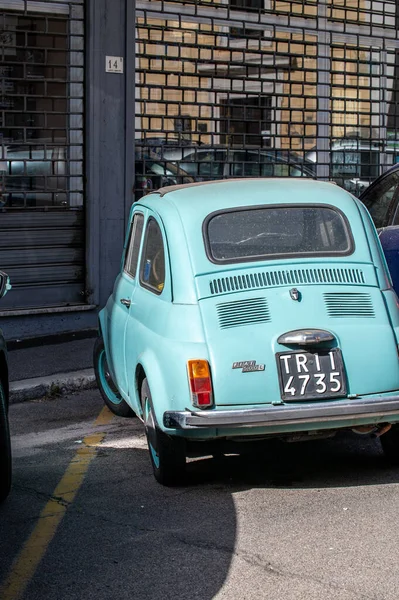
[95,178,399,485]
[360,164,399,296]
[0,271,11,501]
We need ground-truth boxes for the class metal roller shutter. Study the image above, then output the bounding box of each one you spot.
[135,0,399,199]
[0,0,85,310]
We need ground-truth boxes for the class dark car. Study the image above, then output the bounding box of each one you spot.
[163,146,315,180]
[134,155,195,200]
[0,146,195,206]
[0,270,11,502]
[306,139,381,197]
[0,146,67,208]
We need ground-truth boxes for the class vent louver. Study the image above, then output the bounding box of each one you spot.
[324,293,375,318]
[209,267,365,296]
[217,297,271,329]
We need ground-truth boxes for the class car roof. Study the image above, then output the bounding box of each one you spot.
[133,178,376,302]
[140,178,351,218]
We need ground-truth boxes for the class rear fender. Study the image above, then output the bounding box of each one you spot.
[133,350,170,423]
[133,348,193,429]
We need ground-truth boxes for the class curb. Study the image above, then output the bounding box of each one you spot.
[9,368,97,404]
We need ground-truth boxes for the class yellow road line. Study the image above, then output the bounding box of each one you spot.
[93,406,115,427]
[1,406,114,600]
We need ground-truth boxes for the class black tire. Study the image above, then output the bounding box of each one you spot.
[380,424,399,465]
[141,378,186,486]
[93,337,135,418]
[0,378,11,503]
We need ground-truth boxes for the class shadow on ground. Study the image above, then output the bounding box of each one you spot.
[186,432,398,489]
[2,414,399,600]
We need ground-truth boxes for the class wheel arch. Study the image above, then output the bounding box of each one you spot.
[135,363,146,416]
[133,352,172,427]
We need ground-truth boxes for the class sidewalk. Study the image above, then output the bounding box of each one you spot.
[8,333,98,403]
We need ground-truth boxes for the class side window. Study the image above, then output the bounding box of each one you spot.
[124,213,144,278]
[229,152,261,177]
[140,218,166,294]
[180,150,225,179]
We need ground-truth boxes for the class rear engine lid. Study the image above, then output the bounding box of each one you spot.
[197,266,399,406]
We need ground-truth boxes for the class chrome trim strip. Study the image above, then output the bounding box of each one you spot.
[163,396,399,430]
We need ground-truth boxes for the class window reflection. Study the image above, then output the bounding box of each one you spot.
[0,12,80,208]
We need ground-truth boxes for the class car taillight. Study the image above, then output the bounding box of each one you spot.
[187,359,213,409]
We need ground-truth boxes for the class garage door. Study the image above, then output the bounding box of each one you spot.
[0,0,85,310]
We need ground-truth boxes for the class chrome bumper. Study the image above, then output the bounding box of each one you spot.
[163,395,399,430]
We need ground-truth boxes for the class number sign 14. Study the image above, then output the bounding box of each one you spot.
[106,56,124,74]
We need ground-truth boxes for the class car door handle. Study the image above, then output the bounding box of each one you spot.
[120,298,131,308]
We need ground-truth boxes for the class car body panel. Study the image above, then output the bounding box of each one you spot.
[99,178,399,442]
[198,284,399,406]
[377,227,399,297]
[0,331,8,405]
[0,271,10,501]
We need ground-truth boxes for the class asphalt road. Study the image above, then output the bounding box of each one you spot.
[1,389,399,600]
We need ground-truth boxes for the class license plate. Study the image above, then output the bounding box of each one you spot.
[276,349,347,401]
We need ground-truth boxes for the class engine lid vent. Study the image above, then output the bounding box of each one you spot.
[210,267,365,296]
[217,297,271,329]
[324,293,375,318]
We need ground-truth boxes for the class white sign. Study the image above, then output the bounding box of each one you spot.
[106,56,124,74]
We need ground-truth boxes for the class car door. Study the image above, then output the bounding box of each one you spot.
[360,167,399,229]
[107,209,146,396]
[124,213,171,412]
[360,167,399,295]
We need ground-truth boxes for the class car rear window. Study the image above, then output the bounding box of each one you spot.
[204,205,354,264]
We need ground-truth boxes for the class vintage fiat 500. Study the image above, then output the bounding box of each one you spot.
[95,178,399,485]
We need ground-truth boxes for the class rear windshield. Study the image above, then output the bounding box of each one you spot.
[205,205,354,264]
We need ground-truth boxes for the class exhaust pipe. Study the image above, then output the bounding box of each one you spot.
[372,423,392,438]
[351,424,392,437]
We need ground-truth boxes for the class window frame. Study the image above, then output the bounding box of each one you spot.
[227,0,268,39]
[123,212,145,279]
[139,216,167,295]
[202,203,355,265]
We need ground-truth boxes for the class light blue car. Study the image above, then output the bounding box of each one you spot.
[95,178,399,485]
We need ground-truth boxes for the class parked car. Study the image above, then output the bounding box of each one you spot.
[359,163,399,295]
[0,146,194,206]
[134,155,194,200]
[135,137,201,161]
[306,139,381,197]
[0,270,11,502]
[0,146,67,207]
[163,147,315,179]
[95,178,399,485]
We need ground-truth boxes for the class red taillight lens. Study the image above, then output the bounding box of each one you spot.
[187,360,213,409]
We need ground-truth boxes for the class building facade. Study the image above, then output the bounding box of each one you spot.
[0,0,398,339]
[0,0,134,339]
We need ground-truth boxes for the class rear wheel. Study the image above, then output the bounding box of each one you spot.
[141,378,186,486]
[94,337,134,417]
[380,425,399,465]
[0,379,11,502]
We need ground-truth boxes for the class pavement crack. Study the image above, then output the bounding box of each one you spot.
[12,483,63,504]
[173,536,379,600]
